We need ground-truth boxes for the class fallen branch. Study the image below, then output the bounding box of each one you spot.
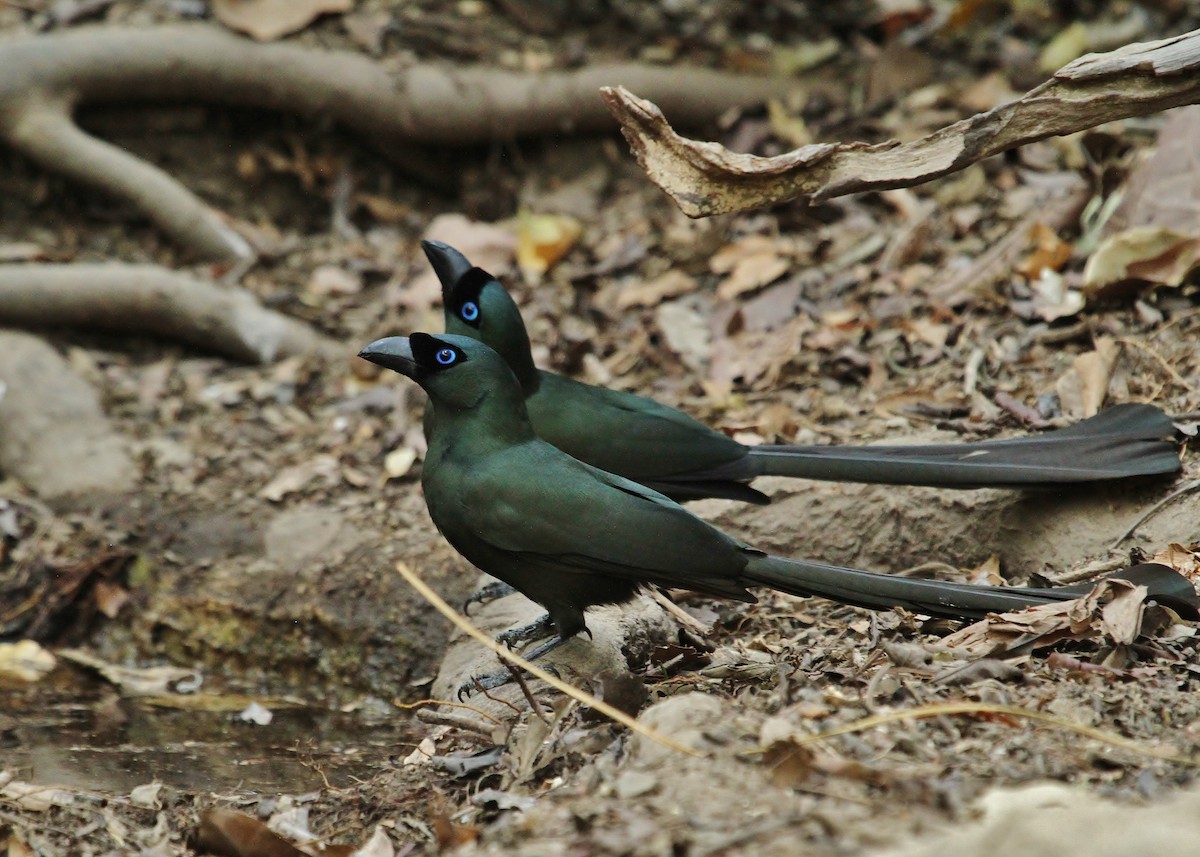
[0,25,795,259]
[0,264,341,364]
[601,28,1200,217]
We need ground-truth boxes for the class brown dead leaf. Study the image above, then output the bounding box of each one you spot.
[716,252,790,301]
[212,0,352,42]
[710,235,777,273]
[1108,105,1200,235]
[1055,336,1120,417]
[516,211,582,283]
[615,269,696,309]
[1083,226,1200,300]
[904,317,950,349]
[1150,544,1200,579]
[941,578,1150,658]
[763,740,817,789]
[431,808,479,851]
[655,298,710,373]
[195,807,306,857]
[1016,222,1073,279]
[259,455,340,502]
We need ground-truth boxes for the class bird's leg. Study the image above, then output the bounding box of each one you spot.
[462,580,517,615]
[495,613,556,648]
[456,621,578,700]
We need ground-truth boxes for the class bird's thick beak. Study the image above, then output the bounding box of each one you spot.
[421,239,473,300]
[358,336,417,377]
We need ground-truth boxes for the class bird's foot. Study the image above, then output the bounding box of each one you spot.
[495,614,556,649]
[456,632,570,700]
[462,581,517,615]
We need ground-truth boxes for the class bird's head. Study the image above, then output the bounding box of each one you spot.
[358,332,523,414]
[421,240,537,388]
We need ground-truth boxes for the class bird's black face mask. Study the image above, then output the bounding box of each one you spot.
[446,267,496,332]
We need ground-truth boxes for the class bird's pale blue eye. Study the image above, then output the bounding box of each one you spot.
[435,348,456,365]
[461,301,479,321]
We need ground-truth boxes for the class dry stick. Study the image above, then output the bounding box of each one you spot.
[602,28,1200,217]
[791,701,1200,766]
[0,25,795,260]
[1110,479,1200,550]
[0,264,341,364]
[392,561,701,758]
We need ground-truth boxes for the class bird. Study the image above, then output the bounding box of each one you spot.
[358,332,1199,691]
[420,239,1182,505]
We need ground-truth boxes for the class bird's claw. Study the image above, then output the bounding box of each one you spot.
[456,670,511,700]
[461,581,517,615]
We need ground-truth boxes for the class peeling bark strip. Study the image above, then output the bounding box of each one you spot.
[0,25,793,259]
[601,29,1200,218]
[0,264,341,363]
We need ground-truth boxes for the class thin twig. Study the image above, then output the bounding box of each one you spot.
[1110,479,1200,549]
[393,561,702,757]
[791,701,1200,766]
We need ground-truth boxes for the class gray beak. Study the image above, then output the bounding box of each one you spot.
[421,240,473,299]
[358,336,416,377]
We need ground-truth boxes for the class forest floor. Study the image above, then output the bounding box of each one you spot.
[2,2,1200,855]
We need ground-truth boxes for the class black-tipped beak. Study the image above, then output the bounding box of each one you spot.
[421,240,473,296]
[358,336,416,377]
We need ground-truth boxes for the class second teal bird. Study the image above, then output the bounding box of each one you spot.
[422,240,1181,504]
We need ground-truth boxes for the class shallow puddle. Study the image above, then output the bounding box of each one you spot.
[2,677,416,795]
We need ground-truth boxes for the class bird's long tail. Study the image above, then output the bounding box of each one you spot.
[742,556,1200,621]
[745,404,1180,488]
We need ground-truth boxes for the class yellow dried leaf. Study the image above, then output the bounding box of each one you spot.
[516,211,582,282]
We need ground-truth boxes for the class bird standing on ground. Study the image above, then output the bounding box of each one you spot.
[420,239,1181,504]
[359,332,1198,690]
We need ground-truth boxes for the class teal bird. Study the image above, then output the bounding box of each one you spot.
[421,240,1181,505]
[359,332,1198,691]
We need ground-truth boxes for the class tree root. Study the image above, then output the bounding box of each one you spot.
[0,264,342,364]
[0,25,795,260]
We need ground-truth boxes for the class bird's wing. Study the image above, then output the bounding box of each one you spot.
[460,440,752,598]
[529,372,751,480]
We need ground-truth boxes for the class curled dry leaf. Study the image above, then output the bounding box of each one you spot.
[195,807,307,857]
[212,0,353,42]
[1083,226,1200,300]
[940,577,1154,658]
